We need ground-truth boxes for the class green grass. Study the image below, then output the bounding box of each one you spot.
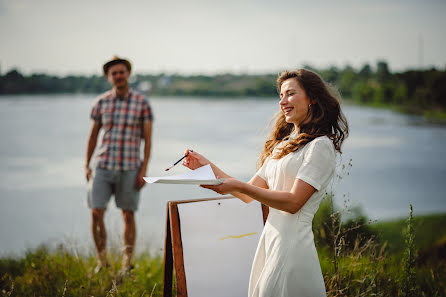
[371,212,446,253]
[0,245,163,297]
[1,211,445,296]
[312,197,446,296]
[423,110,446,122]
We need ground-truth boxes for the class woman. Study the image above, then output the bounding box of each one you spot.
[182,69,348,297]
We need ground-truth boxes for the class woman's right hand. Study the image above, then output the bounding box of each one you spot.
[182,149,211,170]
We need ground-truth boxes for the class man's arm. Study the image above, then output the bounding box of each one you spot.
[85,121,101,181]
[135,120,152,190]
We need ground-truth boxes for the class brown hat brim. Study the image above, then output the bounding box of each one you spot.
[103,57,132,76]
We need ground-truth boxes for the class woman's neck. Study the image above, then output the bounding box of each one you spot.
[292,125,300,135]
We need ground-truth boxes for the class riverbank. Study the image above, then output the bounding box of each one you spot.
[343,98,446,124]
[2,206,445,296]
[2,64,445,122]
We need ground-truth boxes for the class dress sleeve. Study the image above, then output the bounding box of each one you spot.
[255,157,269,181]
[296,138,336,191]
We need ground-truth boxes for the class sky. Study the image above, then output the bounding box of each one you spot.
[1,0,445,75]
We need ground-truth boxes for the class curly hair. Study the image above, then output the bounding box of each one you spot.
[258,69,349,168]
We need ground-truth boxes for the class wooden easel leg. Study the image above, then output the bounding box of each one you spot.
[163,203,173,297]
[169,203,188,297]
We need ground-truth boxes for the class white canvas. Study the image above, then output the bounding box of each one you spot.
[144,164,224,185]
[177,198,264,297]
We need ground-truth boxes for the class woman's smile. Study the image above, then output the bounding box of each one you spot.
[282,106,294,115]
[279,78,311,128]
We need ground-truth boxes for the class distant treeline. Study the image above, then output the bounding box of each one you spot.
[1,61,445,114]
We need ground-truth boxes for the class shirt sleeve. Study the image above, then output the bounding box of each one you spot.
[296,138,336,191]
[141,99,153,122]
[255,157,269,181]
[90,98,102,122]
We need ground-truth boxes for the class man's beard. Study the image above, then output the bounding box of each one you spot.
[115,81,128,89]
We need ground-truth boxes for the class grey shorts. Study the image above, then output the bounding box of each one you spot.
[87,167,140,211]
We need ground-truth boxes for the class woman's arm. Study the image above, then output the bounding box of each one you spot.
[182,150,269,203]
[202,178,316,214]
[231,175,268,203]
[197,137,335,213]
[202,138,335,213]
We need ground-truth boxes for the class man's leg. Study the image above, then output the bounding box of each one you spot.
[115,169,140,271]
[92,208,108,268]
[87,167,114,273]
[122,209,136,269]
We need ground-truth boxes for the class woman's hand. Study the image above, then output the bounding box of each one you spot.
[182,149,211,170]
[200,177,243,195]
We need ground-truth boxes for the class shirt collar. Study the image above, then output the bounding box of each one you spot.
[111,88,133,100]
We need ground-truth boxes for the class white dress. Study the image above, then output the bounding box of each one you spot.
[248,136,336,297]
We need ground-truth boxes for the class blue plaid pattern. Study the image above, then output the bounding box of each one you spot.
[90,89,153,171]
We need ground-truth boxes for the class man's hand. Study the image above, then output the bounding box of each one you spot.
[134,171,146,190]
[86,167,92,181]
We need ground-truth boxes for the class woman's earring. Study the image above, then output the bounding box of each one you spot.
[308,104,312,108]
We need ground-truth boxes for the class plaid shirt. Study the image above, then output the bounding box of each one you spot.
[90,89,153,171]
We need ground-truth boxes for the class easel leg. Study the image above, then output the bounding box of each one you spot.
[163,203,173,297]
[169,203,188,297]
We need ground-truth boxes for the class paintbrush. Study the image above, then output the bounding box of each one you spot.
[165,150,193,171]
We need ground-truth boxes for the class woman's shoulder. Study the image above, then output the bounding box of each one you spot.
[312,135,333,145]
[305,136,336,154]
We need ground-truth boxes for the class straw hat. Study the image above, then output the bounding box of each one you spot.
[103,56,132,76]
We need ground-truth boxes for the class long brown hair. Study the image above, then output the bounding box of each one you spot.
[258,69,349,168]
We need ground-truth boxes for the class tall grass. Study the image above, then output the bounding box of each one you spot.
[1,198,445,296]
[402,204,418,297]
[315,196,446,297]
[0,244,163,297]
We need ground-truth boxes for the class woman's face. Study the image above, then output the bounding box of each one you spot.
[279,78,312,128]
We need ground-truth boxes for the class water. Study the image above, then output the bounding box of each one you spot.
[1,94,445,256]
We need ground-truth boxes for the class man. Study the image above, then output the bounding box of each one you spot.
[85,56,153,273]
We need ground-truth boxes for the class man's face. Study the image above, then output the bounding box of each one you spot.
[107,63,130,89]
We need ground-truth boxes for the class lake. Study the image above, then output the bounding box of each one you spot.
[1,94,445,256]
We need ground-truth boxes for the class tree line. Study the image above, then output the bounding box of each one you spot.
[1,61,445,115]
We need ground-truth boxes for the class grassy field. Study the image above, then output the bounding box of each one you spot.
[1,200,445,296]
[371,212,446,253]
[0,247,164,297]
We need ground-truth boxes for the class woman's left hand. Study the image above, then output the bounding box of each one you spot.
[200,177,243,195]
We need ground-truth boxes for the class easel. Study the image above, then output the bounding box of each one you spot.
[162,196,269,297]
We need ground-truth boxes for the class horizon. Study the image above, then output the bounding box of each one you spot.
[3,59,445,78]
[1,0,445,76]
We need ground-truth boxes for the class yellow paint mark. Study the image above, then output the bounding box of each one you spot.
[219,232,258,241]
